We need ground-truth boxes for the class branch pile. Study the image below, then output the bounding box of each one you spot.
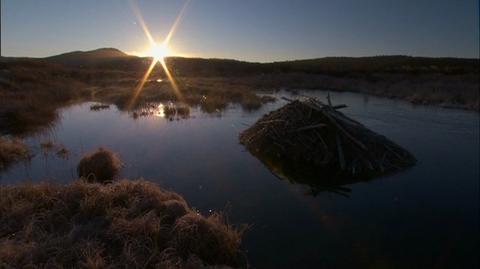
[240,97,416,184]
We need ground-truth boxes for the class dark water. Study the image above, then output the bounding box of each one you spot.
[1,91,479,269]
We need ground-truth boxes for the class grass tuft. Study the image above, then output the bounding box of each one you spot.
[0,136,32,171]
[0,179,245,268]
[77,147,122,183]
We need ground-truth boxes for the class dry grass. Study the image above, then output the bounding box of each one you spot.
[0,179,245,269]
[0,62,91,136]
[0,62,274,136]
[92,76,275,115]
[89,103,110,111]
[56,146,70,160]
[226,73,480,110]
[77,148,122,183]
[0,137,32,171]
[2,60,476,137]
[163,103,191,120]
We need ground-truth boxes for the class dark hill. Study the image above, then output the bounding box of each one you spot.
[45,48,135,67]
[264,56,480,75]
[47,48,129,60]
[164,55,479,76]
[166,57,263,76]
[3,48,479,76]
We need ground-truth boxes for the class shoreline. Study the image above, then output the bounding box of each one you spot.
[290,87,480,112]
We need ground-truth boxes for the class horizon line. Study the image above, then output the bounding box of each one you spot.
[1,47,479,63]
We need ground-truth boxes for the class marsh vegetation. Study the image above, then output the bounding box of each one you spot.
[0,179,245,268]
[0,51,478,268]
[0,137,32,171]
[1,53,478,137]
[77,148,123,183]
[0,60,276,137]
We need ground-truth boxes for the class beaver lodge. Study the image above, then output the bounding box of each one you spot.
[240,96,416,195]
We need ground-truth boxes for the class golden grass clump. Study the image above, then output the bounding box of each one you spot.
[77,147,122,183]
[0,179,245,268]
[0,136,32,171]
[172,213,244,266]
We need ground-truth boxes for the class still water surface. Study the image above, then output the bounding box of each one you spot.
[1,91,479,268]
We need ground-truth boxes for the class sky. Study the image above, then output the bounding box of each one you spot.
[1,0,479,62]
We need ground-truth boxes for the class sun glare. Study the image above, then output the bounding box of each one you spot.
[148,42,170,61]
[127,0,190,110]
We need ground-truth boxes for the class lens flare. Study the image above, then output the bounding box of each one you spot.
[148,42,170,61]
[127,0,189,110]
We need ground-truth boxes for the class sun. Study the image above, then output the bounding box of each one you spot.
[127,0,189,110]
[147,42,170,61]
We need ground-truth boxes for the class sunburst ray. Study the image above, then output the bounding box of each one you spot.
[127,0,189,110]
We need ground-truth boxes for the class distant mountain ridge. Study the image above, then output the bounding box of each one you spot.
[45,48,132,66]
[1,48,478,75]
[47,48,129,59]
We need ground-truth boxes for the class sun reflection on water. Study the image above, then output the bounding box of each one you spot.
[155,103,166,118]
[130,102,190,120]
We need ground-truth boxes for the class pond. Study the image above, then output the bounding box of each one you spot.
[1,90,478,268]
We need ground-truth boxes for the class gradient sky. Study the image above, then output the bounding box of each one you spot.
[1,0,479,62]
